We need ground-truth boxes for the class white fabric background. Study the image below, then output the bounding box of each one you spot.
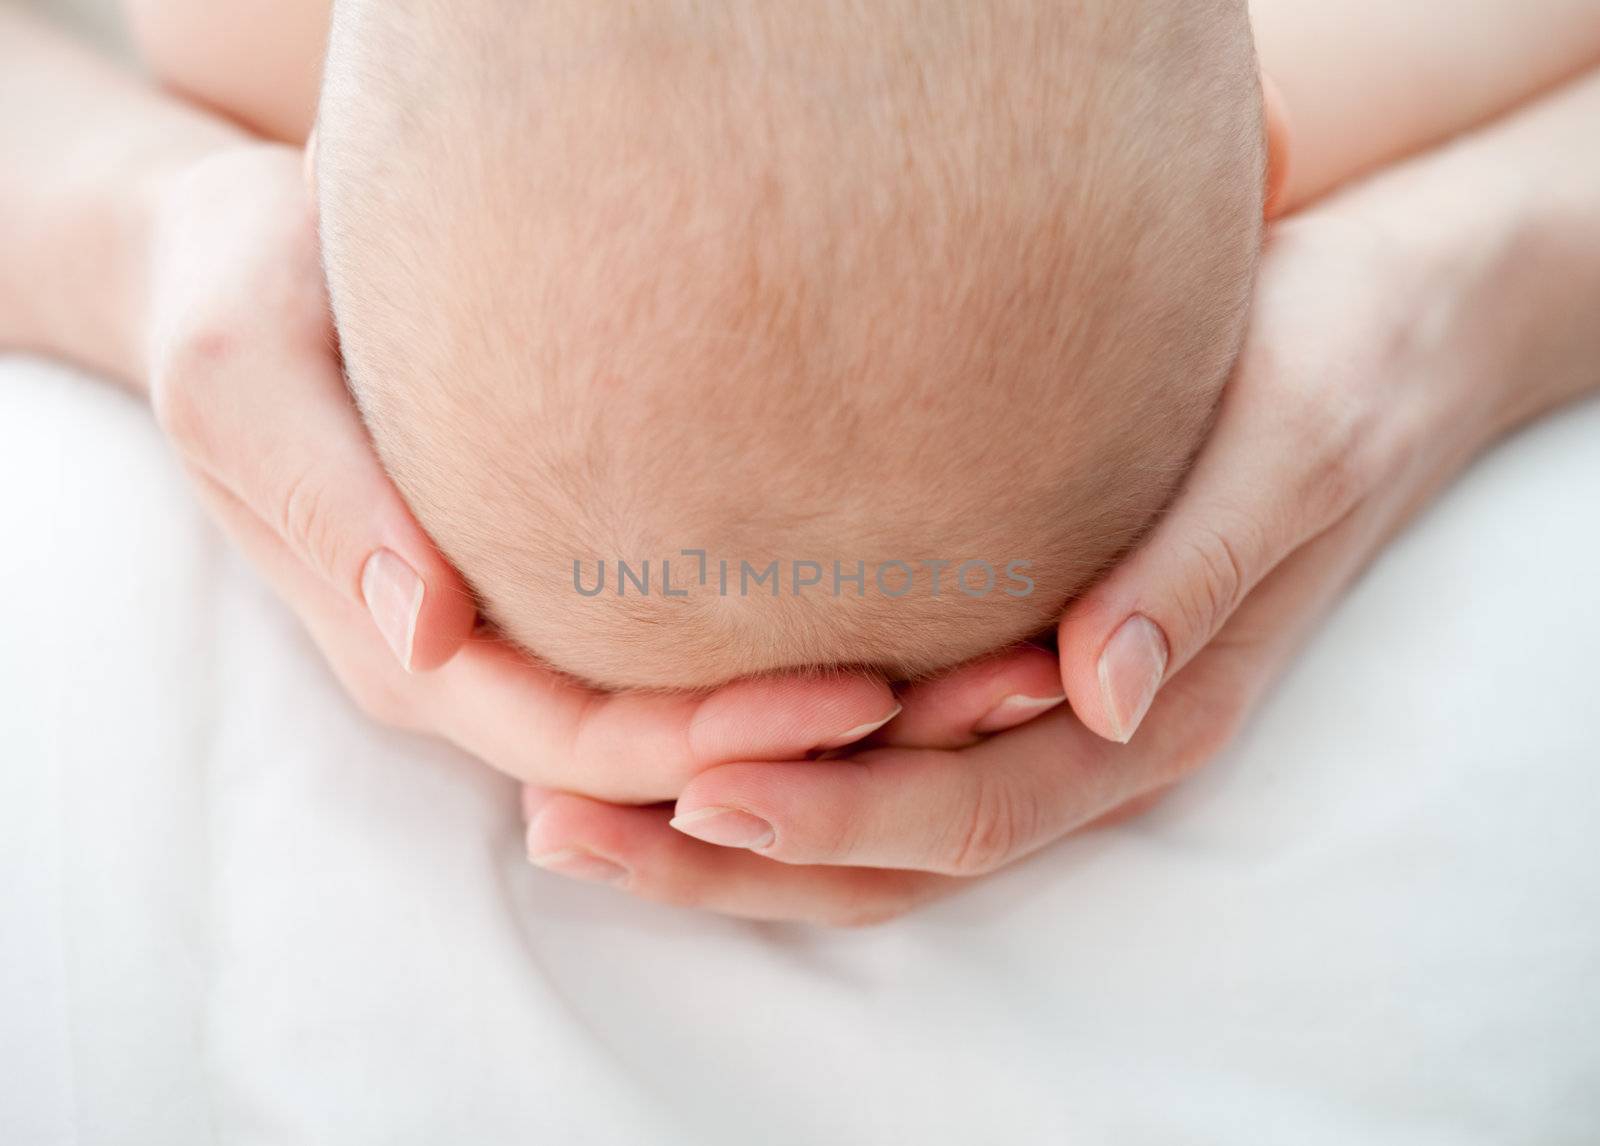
[3,348,1598,1145]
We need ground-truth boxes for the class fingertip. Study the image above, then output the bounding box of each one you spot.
[310,414,479,672]
[1261,71,1294,220]
[354,549,414,669]
[882,644,1063,748]
[1093,615,1169,744]
[814,700,902,751]
[674,750,876,850]
[406,564,478,671]
[523,790,628,859]
[970,692,1068,736]
[667,806,776,852]
[1057,598,1131,744]
[674,759,791,821]
[689,671,899,763]
[380,539,476,672]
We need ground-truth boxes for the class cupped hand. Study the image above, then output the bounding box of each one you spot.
[519,170,1548,921]
[140,141,926,802]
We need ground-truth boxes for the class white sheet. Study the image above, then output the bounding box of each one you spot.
[3,354,1599,1145]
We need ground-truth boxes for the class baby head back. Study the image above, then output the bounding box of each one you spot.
[317,0,1265,689]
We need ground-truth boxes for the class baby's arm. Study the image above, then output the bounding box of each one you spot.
[1252,0,1600,210]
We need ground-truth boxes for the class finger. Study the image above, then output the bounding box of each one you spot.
[1055,331,1372,743]
[183,470,441,728]
[877,644,1065,750]
[153,213,474,671]
[670,708,1132,873]
[194,467,900,801]
[427,644,901,802]
[521,789,945,926]
[1262,70,1294,219]
[229,350,473,671]
[675,503,1390,875]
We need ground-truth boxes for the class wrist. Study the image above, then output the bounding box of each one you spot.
[0,6,248,388]
[1327,71,1600,448]
[24,130,250,390]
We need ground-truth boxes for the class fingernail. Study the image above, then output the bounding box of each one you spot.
[1098,615,1168,743]
[527,847,630,885]
[361,549,424,672]
[669,807,776,850]
[973,693,1067,735]
[817,704,902,751]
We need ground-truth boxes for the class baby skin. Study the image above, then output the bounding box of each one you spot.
[313,0,1264,690]
[126,0,1600,693]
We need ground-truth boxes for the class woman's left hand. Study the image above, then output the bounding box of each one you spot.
[521,71,1600,924]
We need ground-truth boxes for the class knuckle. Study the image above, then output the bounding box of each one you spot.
[1282,370,1382,525]
[276,470,345,581]
[792,753,886,866]
[820,788,873,863]
[1170,522,1252,644]
[943,772,1033,877]
[149,322,236,456]
[1302,400,1379,524]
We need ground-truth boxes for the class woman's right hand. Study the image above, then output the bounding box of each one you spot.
[140,141,959,803]
[512,67,1600,920]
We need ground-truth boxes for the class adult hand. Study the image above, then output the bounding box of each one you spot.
[142,142,960,802]
[521,69,1600,918]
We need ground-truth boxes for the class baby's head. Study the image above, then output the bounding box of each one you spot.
[317,0,1265,689]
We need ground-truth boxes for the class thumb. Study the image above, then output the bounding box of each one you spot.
[1057,383,1365,743]
[255,368,477,673]
[145,144,477,672]
[160,324,477,672]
